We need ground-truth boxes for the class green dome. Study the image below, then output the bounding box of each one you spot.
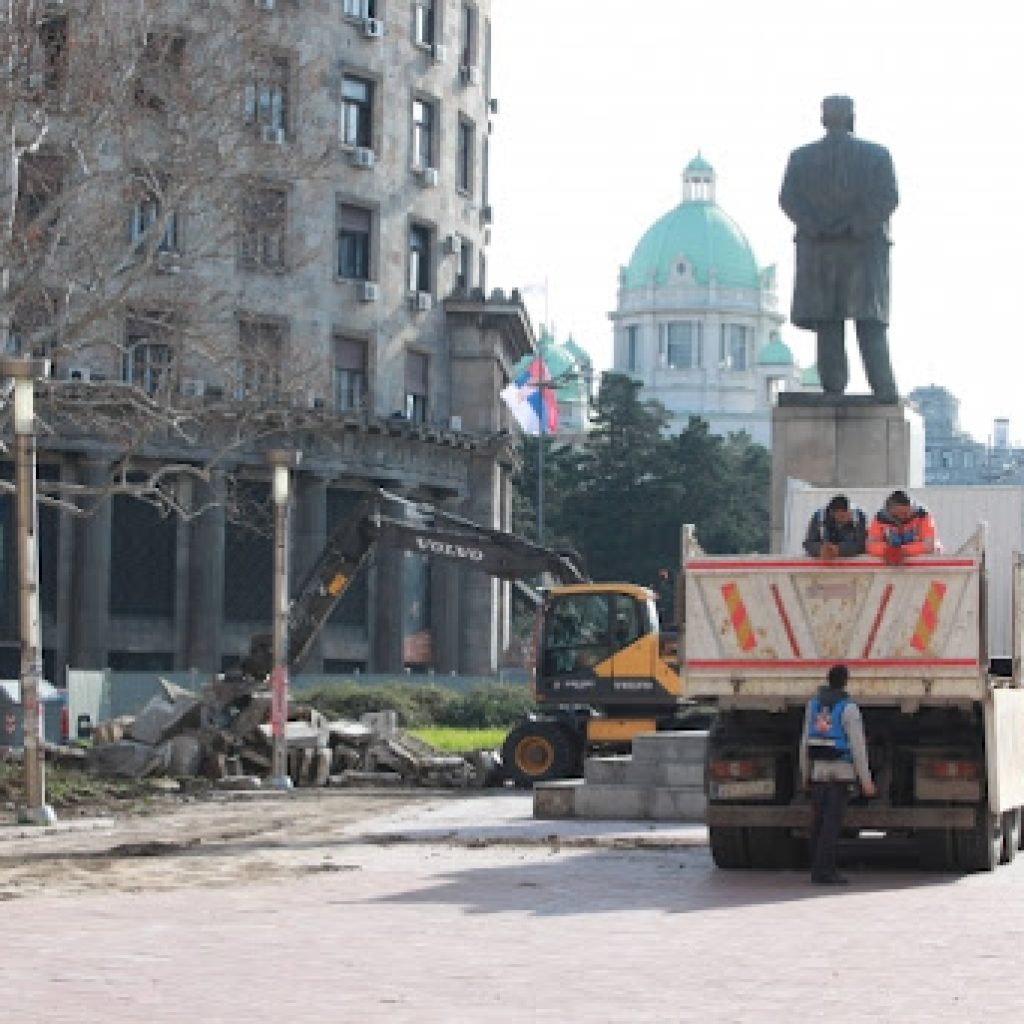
[800,365,821,387]
[513,329,588,402]
[757,334,794,367]
[685,152,714,174]
[621,198,761,290]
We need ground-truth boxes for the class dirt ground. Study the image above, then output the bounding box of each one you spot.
[0,783,446,901]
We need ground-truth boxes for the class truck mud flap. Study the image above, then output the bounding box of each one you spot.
[707,804,977,830]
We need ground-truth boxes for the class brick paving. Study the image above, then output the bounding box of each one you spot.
[2,794,1023,1023]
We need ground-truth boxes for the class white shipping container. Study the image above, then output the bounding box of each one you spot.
[783,480,1024,657]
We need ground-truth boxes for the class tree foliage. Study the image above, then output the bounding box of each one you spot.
[512,372,770,614]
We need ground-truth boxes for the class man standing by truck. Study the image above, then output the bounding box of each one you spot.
[801,663,877,884]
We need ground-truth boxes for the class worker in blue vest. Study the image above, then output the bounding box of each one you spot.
[800,663,877,884]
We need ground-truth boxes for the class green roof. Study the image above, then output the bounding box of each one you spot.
[685,152,714,174]
[800,365,821,387]
[513,329,589,402]
[757,334,794,367]
[622,199,761,290]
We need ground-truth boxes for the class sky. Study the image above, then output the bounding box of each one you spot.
[488,0,1024,445]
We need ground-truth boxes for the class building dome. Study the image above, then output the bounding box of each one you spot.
[757,332,794,367]
[621,155,761,291]
[800,364,821,388]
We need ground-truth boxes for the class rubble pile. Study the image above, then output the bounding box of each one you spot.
[85,677,498,789]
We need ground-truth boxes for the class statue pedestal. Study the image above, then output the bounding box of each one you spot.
[769,395,924,552]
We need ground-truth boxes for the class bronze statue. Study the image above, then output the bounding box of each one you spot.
[780,96,899,402]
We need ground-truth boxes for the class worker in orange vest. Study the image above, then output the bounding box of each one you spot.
[866,490,938,564]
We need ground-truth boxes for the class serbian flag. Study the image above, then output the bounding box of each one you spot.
[500,356,559,435]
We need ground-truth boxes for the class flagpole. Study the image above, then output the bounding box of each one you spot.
[538,406,545,544]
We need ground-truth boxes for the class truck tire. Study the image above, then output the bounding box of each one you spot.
[709,826,749,869]
[1001,809,1020,864]
[954,808,1000,873]
[501,722,578,788]
[918,829,955,872]
[747,827,801,869]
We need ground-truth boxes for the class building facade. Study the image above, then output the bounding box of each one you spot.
[609,155,810,447]
[2,0,532,681]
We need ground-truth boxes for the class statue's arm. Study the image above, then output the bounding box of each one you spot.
[849,148,899,238]
[779,155,821,237]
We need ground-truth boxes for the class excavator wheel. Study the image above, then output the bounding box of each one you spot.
[501,721,578,788]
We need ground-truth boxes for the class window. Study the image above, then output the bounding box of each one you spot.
[337,203,371,280]
[108,495,177,617]
[405,351,428,423]
[15,153,63,247]
[662,321,702,369]
[129,180,178,254]
[455,237,472,292]
[334,335,367,411]
[342,0,376,16]
[414,1,434,45]
[625,325,640,371]
[134,33,185,110]
[460,4,477,67]
[341,75,372,148]
[408,223,431,294]
[240,186,286,270]
[238,318,285,399]
[30,16,68,93]
[720,324,750,371]
[457,117,474,194]
[124,311,174,396]
[243,55,289,135]
[412,98,434,169]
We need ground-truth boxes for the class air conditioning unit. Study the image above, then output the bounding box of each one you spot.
[449,414,462,431]
[66,366,91,383]
[411,292,432,312]
[254,0,275,10]
[350,146,375,168]
[480,204,493,225]
[459,65,480,86]
[444,234,462,256]
[416,166,439,187]
[27,72,44,91]
[261,125,286,145]
[180,377,205,399]
[154,251,181,274]
[488,98,499,115]
[432,44,447,65]
[363,17,384,37]
[358,280,379,302]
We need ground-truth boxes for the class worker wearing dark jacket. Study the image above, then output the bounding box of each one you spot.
[803,494,867,559]
[800,663,876,884]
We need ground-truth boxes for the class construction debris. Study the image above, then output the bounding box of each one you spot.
[84,675,495,789]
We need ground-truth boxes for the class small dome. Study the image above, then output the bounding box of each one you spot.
[800,364,822,387]
[685,152,714,175]
[757,333,794,367]
[513,329,589,402]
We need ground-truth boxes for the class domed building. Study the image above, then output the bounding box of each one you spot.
[610,154,809,447]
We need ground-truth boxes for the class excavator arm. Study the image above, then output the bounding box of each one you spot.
[243,488,586,678]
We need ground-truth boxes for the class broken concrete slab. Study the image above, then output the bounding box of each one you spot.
[86,740,168,779]
[126,693,201,746]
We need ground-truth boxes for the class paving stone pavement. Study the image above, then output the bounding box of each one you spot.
[2,792,1024,1023]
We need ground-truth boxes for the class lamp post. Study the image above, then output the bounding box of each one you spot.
[1,357,54,824]
[266,449,301,790]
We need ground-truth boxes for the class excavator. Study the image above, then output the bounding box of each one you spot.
[241,487,701,787]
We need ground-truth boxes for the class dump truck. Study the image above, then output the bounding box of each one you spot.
[683,516,1024,872]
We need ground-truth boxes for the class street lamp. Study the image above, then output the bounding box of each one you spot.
[0,357,54,824]
[266,448,301,790]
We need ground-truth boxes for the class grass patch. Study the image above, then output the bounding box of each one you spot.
[409,727,507,753]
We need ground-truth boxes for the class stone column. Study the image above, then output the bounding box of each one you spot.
[369,544,404,672]
[292,473,327,673]
[186,473,226,672]
[429,559,462,673]
[51,457,74,681]
[459,454,500,676]
[69,458,112,669]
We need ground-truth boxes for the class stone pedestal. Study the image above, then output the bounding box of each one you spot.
[770,395,924,553]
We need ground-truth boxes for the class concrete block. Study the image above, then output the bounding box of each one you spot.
[584,756,632,785]
[533,779,583,819]
[573,784,706,822]
[166,734,202,777]
[631,731,708,765]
